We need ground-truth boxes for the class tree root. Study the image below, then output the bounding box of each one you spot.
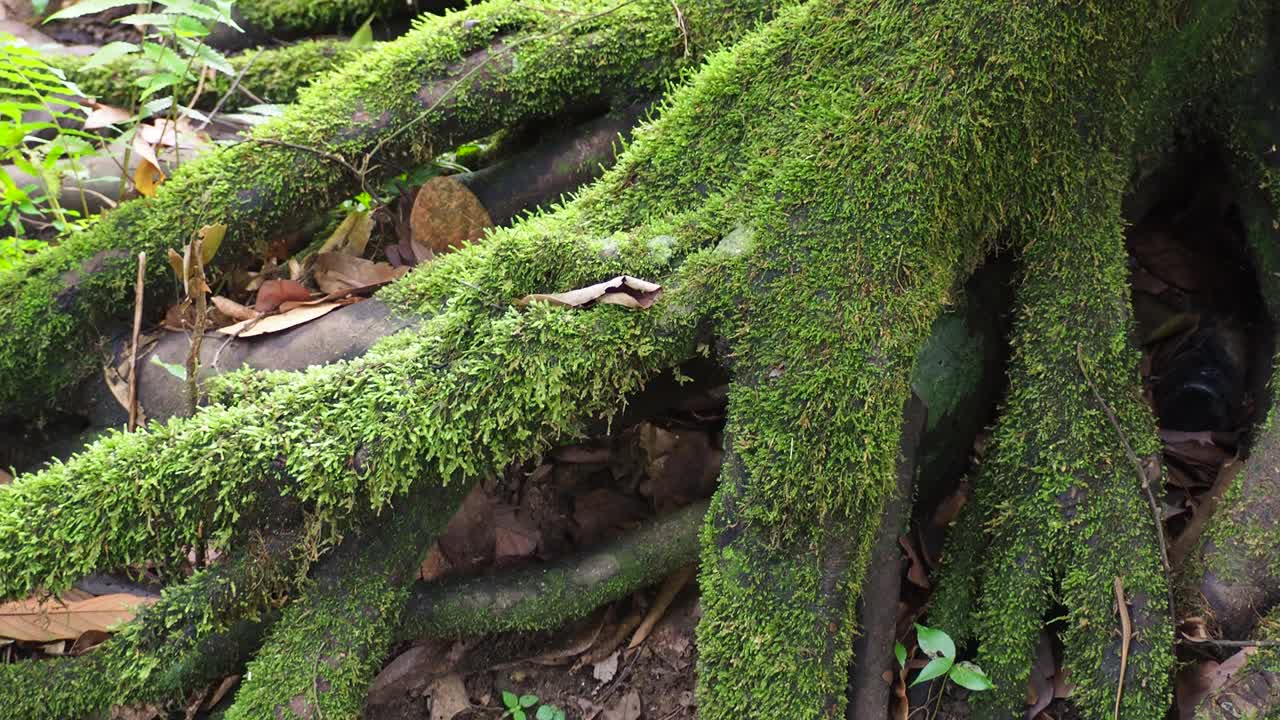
[0,526,308,720]
[0,1,1276,718]
[45,39,360,112]
[226,479,471,718]
[0,0,777,418]
[403,499,707,639]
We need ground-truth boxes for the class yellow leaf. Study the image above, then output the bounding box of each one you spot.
[198,224,227,265]
[134,159,165,198]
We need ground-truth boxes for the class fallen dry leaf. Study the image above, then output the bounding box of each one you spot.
[418,544,452,582]
[201,675,241,711]
[313,253,408,295]
[217,302,344,338]
[437,486,496,571]
[494,506,540,562]
[592,650,620,683]
[629,563,694,649]
[601,690,641,720]
[210,296,258,322]
[0,593,158,642]
[411,176,494,256]
[254,279,313,312]
[521,276,662,310]
[83,102,133,130]
[428,673,470,720]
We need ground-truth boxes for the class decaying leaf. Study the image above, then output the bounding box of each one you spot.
[428,673,470,720]
[410,176,494,256]
[254,279,313,312]
[313,253,408,295]
[0,593,158,642]
[217,302,344,338]
[520,276,662,310]
[83,102,133,130]
[601,690,641,720]
[211,296,258,322]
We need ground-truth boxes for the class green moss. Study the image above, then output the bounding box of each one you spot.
[0,527,309,720]
[0,0,782,419]
[44,40,359,111]
[227,481,467,718]
[234,0,427,36]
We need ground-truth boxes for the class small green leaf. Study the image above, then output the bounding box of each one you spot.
[949,661,995,691]
[536,706,555,720]
[350,15,375,47]
[502,691,519,709]
[45,0,141,21]
[910,655,954,687]
[513,711,526,720]
[914,624,956,661]
[150,354,187,380]
[894,641,907,668]
[519,695,538,708]
[554,711,565,720]
[81,41,139,71]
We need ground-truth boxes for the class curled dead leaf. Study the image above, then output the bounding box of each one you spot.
[520,276,662,310]
[133,159,164,198]
[210,296,258,322]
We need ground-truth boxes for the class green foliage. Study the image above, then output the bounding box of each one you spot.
[501,690,565,720]
[64,0,241,116]
[0,33,95,245]
[895,625,994,692]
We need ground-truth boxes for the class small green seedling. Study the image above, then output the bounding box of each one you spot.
[896,623,994,692]
[501,691,566,720]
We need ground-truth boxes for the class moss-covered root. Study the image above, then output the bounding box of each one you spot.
[45,40,359,111]
[212,0,455,49]
[225,480,470,719]
[404,499,706,638]
[934,184,1174,718]
[0,0,777,419]
[0,222,721,602]
[0,528,306,720]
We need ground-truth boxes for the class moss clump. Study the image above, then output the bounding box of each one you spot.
[44,40,359,111]
[0,0,782,419]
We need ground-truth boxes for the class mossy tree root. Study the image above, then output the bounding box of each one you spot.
[403,499,707,638]
[225,480,471,719]
[45,39,360,111]
[935,187,1175,717]
[0,0,778,419]
[210,0,456,50]
[0,527,308,720]
[0,496,705,719]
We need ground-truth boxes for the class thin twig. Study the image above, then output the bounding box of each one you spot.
[1177,635,1280,648]
[127,251,146,432]
[1075,343,1174,578]
[1113,576,1130,720]
[248,138,364,180]
[670,0,689,57]
[198,48,264,130]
